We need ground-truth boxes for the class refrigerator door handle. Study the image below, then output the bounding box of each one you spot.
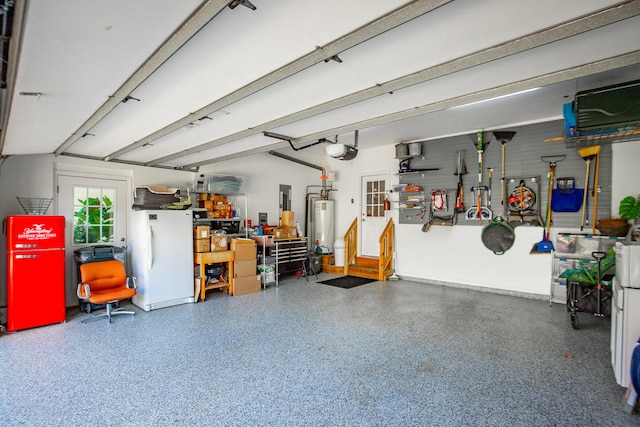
[614,279,624,312]
[148,225,154,268]
[15,254,38,259]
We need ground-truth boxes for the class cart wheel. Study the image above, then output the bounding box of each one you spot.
[84,302,92,314]
[570,313,579,330]
[422,222,431,232]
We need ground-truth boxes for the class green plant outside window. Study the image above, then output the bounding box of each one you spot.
[73,187,115,244]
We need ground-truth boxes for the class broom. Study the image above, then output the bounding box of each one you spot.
[578,145,600,232]
[531,155,565,254]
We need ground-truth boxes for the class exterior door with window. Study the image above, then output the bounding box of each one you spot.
[57,175,128,306]
[360,174,389,257]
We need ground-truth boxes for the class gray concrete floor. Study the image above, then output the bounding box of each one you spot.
[1,273,637,426]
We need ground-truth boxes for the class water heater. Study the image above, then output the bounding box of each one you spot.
[314,199,335,253]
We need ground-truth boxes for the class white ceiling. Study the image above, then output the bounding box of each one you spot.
[1,0,639,170]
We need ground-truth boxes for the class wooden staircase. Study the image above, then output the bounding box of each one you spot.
[341,217,395,281]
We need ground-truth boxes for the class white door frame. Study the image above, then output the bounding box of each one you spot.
[54,164,132,306]
[360,172,390,257]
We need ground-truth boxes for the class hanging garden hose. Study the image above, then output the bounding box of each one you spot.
[507,181,536,213]
[431,190,447,211]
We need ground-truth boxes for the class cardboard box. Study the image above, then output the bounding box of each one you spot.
[212,194,227,203]
[198,200,214,211]
[230,238,255,248]
[259,264,276,284]
[210,235,228,252]
[251,235,274,246]
[262,225,277,235]
[198,193,209,200]
[274,226,297,239]
[234,259,257,278]
[233,274,261,296]
[193,225,210,239]
[282,210,294,227]
[194,238,210,253]
[231,239,256,261]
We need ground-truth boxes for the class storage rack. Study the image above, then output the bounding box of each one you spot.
[191,192,248,238]
[256,237,308,286]
[398,189,427,225]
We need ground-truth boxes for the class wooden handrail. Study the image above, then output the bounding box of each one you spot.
[343,217,358,275]
[378,218,394,280]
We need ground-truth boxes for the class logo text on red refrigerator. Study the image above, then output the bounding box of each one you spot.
[18,224,57,240]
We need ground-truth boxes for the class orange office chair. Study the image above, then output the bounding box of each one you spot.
[77,259,137,323]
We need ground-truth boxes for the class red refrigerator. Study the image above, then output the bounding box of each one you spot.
[5,215,66,331]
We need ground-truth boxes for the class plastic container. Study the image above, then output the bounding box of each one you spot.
[334,239,345,267]
[408,142,422,156]
[394,143,408,158]
[308,254,322,274]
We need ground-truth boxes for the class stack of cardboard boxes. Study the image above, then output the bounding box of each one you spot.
[193,225,228,253]
[272,210,299,239]
[231,238,261,295]
[193,225,210,252]
[197,193,232,219]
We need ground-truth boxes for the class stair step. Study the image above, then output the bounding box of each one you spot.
[354,256,379,267]
[347,263,393,280]
[322,264,343,274]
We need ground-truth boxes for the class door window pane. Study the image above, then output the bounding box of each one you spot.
[365,179,385,218]
[73,186,115,244]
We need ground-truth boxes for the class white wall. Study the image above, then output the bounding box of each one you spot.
[0,154,197,309]
[326,145,552,298]
[326,140,640,299]
[611,140,640,213]
[199,153,322,231]
[1,141,638,312]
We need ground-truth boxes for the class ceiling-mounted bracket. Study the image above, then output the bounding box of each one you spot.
[122,95,140,103]
[228,0,256,10]
[324,54,343,63]
[264,131,325,151]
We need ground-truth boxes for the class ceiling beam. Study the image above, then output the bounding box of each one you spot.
[53,0,230,156]
[147,0,640,166]
[182,50,640,168]
[0,0,26,155]
[106,0,453,161]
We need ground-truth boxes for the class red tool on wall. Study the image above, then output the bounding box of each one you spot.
[454,149,467,213]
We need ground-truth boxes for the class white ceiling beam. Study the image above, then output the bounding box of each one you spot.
[53,0,230,156]
[0,0,26,155]
[106,0,453,161]
[149,0,640,166]
[183,50,640,168]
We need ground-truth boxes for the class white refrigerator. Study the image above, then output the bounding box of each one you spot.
[131,210,194,311]
[611,242,640,387]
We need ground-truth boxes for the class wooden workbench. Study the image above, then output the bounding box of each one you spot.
[194,250,234,301]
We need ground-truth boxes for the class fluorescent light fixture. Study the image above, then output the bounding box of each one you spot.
[451,87,541,110]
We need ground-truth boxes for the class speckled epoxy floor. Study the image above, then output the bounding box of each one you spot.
[1,274,637,426]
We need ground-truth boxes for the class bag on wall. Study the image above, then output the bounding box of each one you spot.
[551,177,584,212]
